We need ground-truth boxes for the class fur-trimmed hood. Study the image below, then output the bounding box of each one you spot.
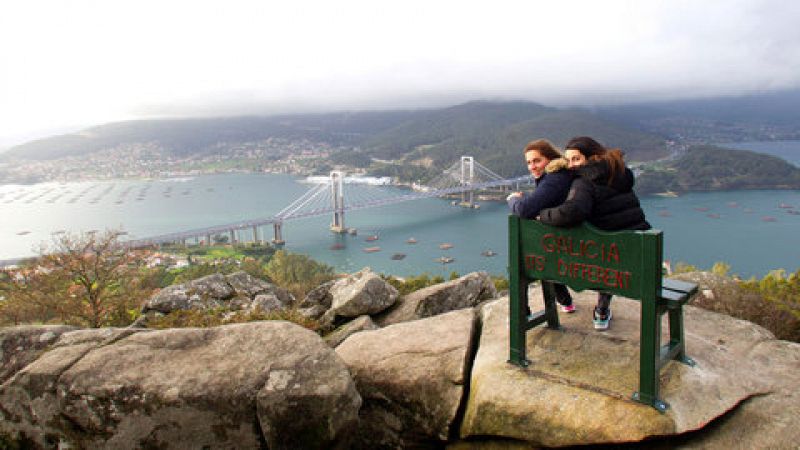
[545,158,569,173]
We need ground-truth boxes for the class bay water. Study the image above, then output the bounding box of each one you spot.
[2,172,798,279]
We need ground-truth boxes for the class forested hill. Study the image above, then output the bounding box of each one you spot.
[636,145,800,194]
[2,101,668,176]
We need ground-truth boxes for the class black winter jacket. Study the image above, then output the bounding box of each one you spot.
[508,159,574,220]
[538,160,650,231]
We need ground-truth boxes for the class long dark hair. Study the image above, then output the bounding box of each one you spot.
[564,136,625,185]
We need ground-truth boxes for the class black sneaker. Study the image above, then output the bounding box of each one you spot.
[593,307,612,330]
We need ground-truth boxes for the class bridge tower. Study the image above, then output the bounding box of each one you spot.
[460,156,475,208]
[330,171,347,233]
[272,221,285,245]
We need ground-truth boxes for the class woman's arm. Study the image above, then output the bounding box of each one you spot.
[538,178,594,227]
[507,171,572,220]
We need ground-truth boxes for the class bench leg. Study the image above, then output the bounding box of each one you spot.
[668,307,695,366]
[634,298,669,413]
[508,270,530,367]
[541,281,561,330]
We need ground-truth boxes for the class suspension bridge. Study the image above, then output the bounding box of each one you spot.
[125,156,530,248]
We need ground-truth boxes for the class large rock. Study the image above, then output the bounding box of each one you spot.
[336,308,478,449]
[324,315,379,348]
[300,279,336,309]
[459,291,776,447]
[329,268,398,318]
[0,322,361,449]
[0,325,77,384]
[142,271,293,314]
[377,271,497,326]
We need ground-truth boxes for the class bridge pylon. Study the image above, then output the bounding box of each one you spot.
[460,156,475,208]
[272,221,285,245]
[329,171,347,233]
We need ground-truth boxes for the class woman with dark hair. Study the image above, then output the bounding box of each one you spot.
[538,136,651,329]
[507,138,576,313]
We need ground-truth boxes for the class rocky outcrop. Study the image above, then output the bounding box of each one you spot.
[328,268,398,318]
[336,308,478,449]
[0,322,360,449]
[459,291,778,447]
[377,271,497,326]
[0,325,77,384]
[142,271,294,314]
[324,315,379,348]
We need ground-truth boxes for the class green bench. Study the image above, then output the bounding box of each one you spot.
[508,215,698,412]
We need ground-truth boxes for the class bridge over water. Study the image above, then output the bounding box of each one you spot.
[126,156,530,248]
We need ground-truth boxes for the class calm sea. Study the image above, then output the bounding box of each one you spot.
[2,173,799,279]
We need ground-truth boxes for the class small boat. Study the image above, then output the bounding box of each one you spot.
[391,253,406,260]
[693,207,709,212]
[439,243,454,250]
[348,228,358,236]
[727,202,739,208]
[743,208,754,213]
[406,237,417,244]
[787,210,800,215]
[435,256,455,264]
[481,250,497,257]
[658,210,672,217]
[761,216,777,222]
[365,235,379,242]
[363,246,381,253]
[706,213,720,219]
[778,203,793,209]
[655,191,679,198]
[330,243,345,250]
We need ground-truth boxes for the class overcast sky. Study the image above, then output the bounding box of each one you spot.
[1,0,799,147]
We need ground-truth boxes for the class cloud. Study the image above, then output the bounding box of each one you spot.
[1,0,799,143]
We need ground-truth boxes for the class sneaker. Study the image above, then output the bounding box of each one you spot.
[559,303,576,313]
[593,308,612,330]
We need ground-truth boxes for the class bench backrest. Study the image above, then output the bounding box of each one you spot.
[509,215,663,302]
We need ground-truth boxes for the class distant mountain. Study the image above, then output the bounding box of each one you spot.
[598,89,800,141]
[636,145,800,194]
[1,101,668,177]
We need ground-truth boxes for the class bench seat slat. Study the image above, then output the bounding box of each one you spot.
[663,278,699,296]
[659,288,691,307]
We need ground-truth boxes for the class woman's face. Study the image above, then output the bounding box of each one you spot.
[525,149,550,179]
[565,149,587,169]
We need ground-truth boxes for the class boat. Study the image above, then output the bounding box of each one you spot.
[348,228,358,236]
[406,237,417,244]
[391,253,406,260]
[363,246,381,253]
[706,213,720,219]
[330,243,345,250]
[655,191,679,198]
[435,256,454,264]
[481,250,497,257]
[658,210,672,217]
[365,235,379,242]
[727,202,739,208]
[439,243,454,250]
[787,210,800,215]
[778,203,793,209]
[693,207,709,212]
[761,216,777,222]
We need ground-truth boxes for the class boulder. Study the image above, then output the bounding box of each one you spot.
[329,268,398,318]
[0,322,361,450]
[336,308,478,448]
[377,271,497,326]
[324,315,379,348]
[459,291,778,447]
[0,325,77,384]
[250,293,285,313]
[300,279,336,309]
[142,271,293,315]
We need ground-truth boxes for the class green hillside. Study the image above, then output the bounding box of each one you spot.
[636,145,800,194]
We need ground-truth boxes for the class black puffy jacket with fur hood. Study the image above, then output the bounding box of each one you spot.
[538,159,650,231]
